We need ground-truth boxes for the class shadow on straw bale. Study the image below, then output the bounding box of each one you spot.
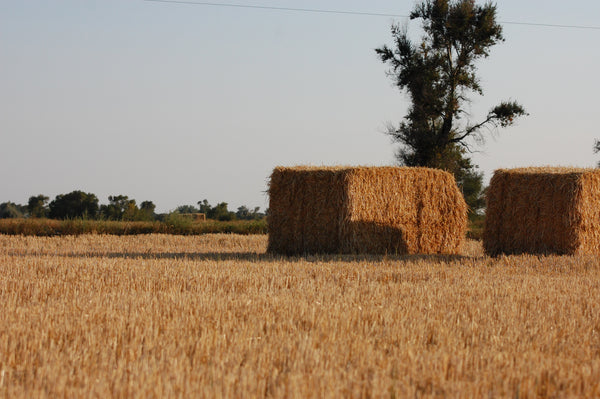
[483,167,600,256]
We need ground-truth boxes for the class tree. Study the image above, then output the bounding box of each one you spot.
[49,191,99,219]
[0,202,25,219]
[175,205,199,214]
[236,205,265,220]
[212,202,234,221]
[376,0,526,211]
[100,195,139,221]
[28,195,49,218]
[197,199,236,221]
[594,140,600,167]
[456,159,486,213]
[138,201,156,221]
[236,205,251,220]
[198,200,211,215]
[122,199,139,221]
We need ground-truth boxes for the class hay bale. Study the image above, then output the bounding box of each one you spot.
[267,166,467,255]
[483,167,600,256]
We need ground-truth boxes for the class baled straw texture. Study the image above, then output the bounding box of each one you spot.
[267,166,468,255]
[483,167,600,255]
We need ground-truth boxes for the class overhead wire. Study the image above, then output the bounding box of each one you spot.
[143,0,600,31]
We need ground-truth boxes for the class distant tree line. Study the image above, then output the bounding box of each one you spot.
[0,191,266,222]
[176,200,265,221]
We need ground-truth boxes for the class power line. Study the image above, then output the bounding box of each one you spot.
[144,0,600,31]
[498,20,600,30]
[144,0,407,18]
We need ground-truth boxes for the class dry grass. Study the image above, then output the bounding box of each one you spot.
[1,234,600,398]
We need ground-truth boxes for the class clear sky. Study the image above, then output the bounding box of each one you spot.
[2,0,599,213]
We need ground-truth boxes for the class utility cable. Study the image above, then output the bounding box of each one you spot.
[144,0,600,31]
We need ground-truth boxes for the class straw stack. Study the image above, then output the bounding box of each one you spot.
[267,166,468,255]
[483,167,600,255]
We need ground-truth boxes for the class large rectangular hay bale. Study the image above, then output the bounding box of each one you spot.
[483,167,600,255]
[267,166,467,255]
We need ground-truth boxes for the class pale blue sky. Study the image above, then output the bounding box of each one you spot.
[2,0,599,212]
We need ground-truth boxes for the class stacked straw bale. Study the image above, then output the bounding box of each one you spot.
[267,166,468,255]
[484,167,600,256]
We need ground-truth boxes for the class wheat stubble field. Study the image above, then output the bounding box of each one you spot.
[1,234,600,398]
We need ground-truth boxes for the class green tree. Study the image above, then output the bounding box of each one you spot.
[456,161,486,214]
[28,195,49,218]
[175,205,199,214]
[236,206,265,220]
[212,202,234,221]
[197,199,211,215]
[376,0,526,211]
[100,195,133,220]
[49,191,99,219]
[236,206,251,220]
[0,202,25,219]
[122,199,140,221]
[196,200,237,221]
[138,201,156,221]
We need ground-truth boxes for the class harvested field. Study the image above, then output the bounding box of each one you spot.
[1,234,600,398]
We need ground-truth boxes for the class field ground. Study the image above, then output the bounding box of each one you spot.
[1,234,600,398]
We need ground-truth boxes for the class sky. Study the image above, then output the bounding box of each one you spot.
[2,0,599,213]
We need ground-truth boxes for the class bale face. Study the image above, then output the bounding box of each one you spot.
[267,166,467,255]
[267,167,347,255]
[577,173,600,253]
[483,167,600,256]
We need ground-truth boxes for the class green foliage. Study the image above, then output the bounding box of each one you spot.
[164,212,194,231]
[174,205,199,214]
[236,205,265,221]
[490,101,528,128]
[196,199,239,221]
[100,196,157,222]
[459,168,486,215]
[211,202,234,221]
[122,200,139,221]
[446,148,486,214]
[197,199,211,215]
[467,213,485,240]
[138,201,156,221]
[195,200,266,221]
[100,195,129,220]
[376,0,526,211]
[101,195,130,220]
[0,202,25,219]
[49,191,99,220]
[28,195,49,218]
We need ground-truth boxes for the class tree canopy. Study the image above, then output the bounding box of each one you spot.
[48,191,99,220]
[27,195,49,218]
[0,202,25,219]
[376,0,526,213]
